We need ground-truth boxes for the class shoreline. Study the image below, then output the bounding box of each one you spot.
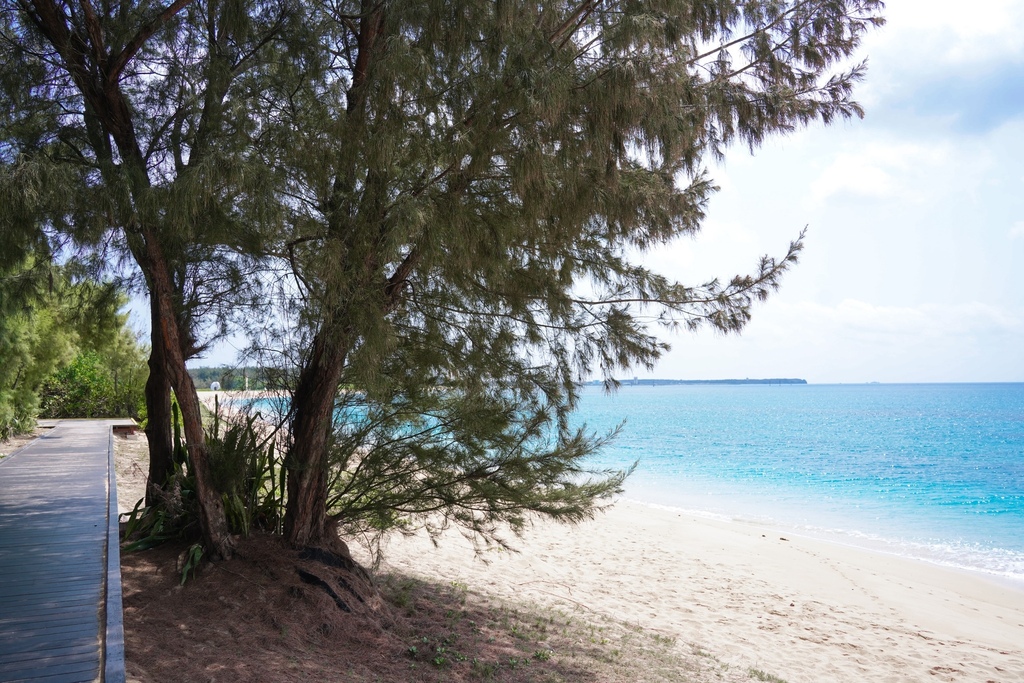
[197,389,290,422]
[199,387,1024,589]
[368,497,1024,683]
[622,497,1024,593]
[188,389,1024,679]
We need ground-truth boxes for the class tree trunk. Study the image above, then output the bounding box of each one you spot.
[144,289,174,507]
[284,331,348,547]
[143,233,235,560]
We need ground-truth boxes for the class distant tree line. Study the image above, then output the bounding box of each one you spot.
[187,367,270,391]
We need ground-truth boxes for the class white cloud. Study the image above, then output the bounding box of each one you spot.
[633,4,1024,385]
[638,218,768,285]
[762,299,1021,341]
[807,143,947,205]
[869,0,1024,68]
[809,154,895,203]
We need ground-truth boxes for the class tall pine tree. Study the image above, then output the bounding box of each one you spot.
[2,0,884,556]
[256,0,884,547]
[1,0,288,557]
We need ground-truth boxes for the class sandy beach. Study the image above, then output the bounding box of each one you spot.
[368,499,1024,683]
[170,393,1024,681]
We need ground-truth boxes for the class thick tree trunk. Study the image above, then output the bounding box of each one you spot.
[143,234,235,560]
[284,331,348,547]
[144,290,174,507]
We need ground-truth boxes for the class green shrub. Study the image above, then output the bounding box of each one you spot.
[0,397,35,440]
[39,348,146,419]
[208,403,284,536]
[122,402,284,549]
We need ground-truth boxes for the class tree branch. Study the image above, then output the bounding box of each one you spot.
[106,0,196,82]
[548,0,598,45]
[76,0,108,70]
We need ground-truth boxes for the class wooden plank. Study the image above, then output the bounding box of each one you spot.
[0,654,100,680]
[0,531,105,543]
[0,558,103,571]
[0,593,100,610]
[0,572,103,588]
[0,582,104,600]
[0,642,100,667]
[0,635,100,655]
[0,549,104,559]
[0,420,125,682]
[0,528,106,537]
[0,602,97,622]
[0,611,99,631]
[6,668,100,683]
[0,626,99,648]
[0,628,99,646]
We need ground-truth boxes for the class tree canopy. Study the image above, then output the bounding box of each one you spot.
[1,0,884,556]
[257,0,883,547]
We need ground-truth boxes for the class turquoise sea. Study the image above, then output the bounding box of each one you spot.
[575,383,1024,585]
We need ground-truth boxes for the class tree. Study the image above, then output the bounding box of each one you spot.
[0,0,288,558]
[254,0,883,547]
[0,257,70,437]
[39,321,149,420]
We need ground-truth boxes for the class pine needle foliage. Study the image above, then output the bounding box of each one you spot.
[0,0,288,353]
[0,253,139,435]
[256,0,884,544]
[269,0,884,367]
[324,373,631,551]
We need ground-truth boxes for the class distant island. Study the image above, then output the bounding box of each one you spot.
[587,378,807,386]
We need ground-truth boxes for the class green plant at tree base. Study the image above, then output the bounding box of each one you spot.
[121,399,284,550]
[120,410,200,553]
[180,543,204,585]
[208,397,284,536]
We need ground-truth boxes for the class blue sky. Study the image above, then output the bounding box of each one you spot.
[184,1,1023,384]
[640,0,1024,383]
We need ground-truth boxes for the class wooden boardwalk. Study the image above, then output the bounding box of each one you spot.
[0,421,125,683]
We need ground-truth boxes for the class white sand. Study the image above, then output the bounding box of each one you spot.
[372,499,1024,683]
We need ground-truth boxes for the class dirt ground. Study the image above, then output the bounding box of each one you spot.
[114,432,149,514]
[109,435,753,683]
